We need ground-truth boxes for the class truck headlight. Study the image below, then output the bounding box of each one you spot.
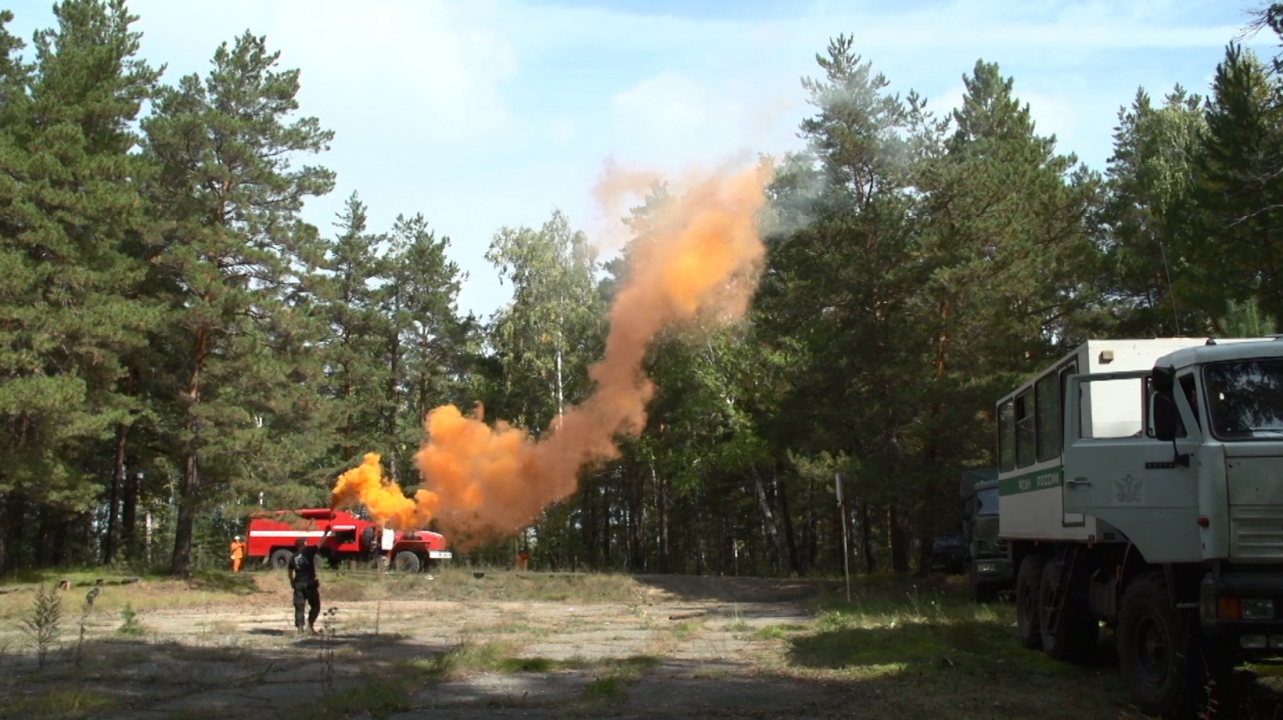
[977,562,997,573]
[1243,598,1275,620]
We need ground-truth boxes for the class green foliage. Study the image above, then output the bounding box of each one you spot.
[117,601,143,636]
[21,584,62,668]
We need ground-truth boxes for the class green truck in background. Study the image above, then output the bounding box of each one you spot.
[961,467,1012,602]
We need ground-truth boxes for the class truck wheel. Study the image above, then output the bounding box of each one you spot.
[1118,573,1208,718]
[393,550,422,573]
[270,548,294,570]
[1038,558,1098,661]
[1016,554,1046,649]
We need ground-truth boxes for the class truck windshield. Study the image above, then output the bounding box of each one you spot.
[1203,359,1283,440]
[976,487,999,516]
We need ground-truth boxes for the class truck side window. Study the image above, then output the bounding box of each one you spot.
[1179,374,1201,431]
[1016,391,1035,467]
[999,400,1015,472]
[1035,374,1060,462]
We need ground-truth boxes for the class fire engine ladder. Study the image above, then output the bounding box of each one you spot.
[1043,545,1079,638]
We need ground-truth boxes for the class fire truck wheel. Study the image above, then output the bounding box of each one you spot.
[1117,573,1208,718]
[270,548,294,570]
[1016,554,1046,650]
[1038,558,1098,662]
[393,550,422,573]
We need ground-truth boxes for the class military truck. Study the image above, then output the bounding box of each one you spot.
[997,337,1283,717]
[960,468,1010,602]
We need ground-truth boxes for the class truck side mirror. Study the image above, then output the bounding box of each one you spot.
[1152,365,1176,393]
[1153,392,1179,441]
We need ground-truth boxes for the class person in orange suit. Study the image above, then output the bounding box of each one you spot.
[230,535,246,572]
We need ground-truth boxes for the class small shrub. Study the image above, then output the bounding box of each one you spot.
[117,602,145,636]
[21,584,63,669]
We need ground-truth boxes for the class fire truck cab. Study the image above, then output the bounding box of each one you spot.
[246,508,452,573]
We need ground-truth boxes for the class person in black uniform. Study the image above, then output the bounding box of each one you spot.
[287,538,322,634]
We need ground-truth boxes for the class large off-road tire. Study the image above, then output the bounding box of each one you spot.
[1118,573,1222,719]
[1038,558,1098,662]
[393,550,422,573]
[1016,554,1046,649]
[270,548,294,570]
[359,527,376,556]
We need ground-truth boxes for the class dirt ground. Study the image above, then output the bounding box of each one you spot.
[1,570,1281,719]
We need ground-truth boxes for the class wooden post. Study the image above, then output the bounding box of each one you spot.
[837,473,851,603]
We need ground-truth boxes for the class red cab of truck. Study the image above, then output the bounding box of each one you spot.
[246,508,451,573]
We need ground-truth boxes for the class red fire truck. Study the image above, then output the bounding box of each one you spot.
[245,508,452,573]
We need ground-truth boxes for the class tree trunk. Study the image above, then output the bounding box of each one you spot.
[172,326,208,577]
[890,504,910,574]
[627,462,647,571]
[657,462,669,573]
[104,421,128,564]
[121,463,139,561]
[4,491,22,575]
[752,466,787,570]
[804,474,817,573]
[774,470,801,574]
[916,296,952,577]
[0,491,7,577]
[861,502,877,573]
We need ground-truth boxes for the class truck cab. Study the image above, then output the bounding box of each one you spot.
[997,337,1283,717]
[961,470,1010,601]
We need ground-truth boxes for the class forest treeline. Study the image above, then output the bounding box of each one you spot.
[4,0,1283,577]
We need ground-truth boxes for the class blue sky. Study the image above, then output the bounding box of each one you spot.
[5,0,1274,319]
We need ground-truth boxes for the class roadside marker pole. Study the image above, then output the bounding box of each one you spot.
[837,473,851,603]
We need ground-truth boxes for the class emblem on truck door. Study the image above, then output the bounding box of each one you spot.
[1115,473,1144,504]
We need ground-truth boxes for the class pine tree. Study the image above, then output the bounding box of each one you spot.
[0,0,160,573]
[1193,45,1283,324]
[318,193,390,470]
[142,31,333,576]
[1099,86,1207,335]
[380,213,473,485]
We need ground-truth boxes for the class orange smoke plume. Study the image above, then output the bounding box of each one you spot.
[331,164,771,546]
[330,452,439,530]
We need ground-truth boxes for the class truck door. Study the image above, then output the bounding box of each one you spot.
[1063,371,1202,563]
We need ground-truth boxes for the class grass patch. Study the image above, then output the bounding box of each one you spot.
[581,675,625,702]
[7,686,120,719]
[410,640,517,679]
[497,656,561,673]
[280,676,410,720]
[754,624,805,640]
[560,654,659,679]
[669,620,702,639]
[187,569,259,595]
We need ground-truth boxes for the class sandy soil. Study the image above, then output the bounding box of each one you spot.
[0,573,862,719]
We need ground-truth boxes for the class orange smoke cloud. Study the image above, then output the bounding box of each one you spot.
[330,453,438,530]
[331,164,771,546]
